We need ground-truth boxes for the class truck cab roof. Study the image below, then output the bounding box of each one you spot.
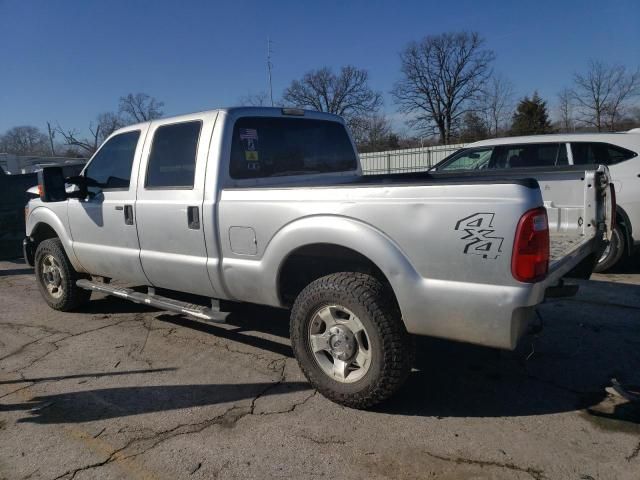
[111,107,345,137]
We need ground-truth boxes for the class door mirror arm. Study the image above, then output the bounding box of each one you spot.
[66,175,102,199]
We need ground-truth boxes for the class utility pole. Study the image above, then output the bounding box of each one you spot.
[267,37,274,106]
[46,122,56,156]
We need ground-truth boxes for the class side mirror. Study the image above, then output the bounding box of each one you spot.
[37,167,67,202]
[65,175,90,199]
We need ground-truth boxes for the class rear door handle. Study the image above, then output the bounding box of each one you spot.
[124,205,134,225]
[187,206,200,229]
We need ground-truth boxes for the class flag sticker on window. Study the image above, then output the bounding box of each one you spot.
[240,128,260,167]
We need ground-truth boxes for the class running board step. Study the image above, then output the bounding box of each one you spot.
[76,279,229,323]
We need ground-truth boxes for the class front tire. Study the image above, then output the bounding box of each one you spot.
[34,238,91,311]
[594,225,625,273]
[290,272,413,409]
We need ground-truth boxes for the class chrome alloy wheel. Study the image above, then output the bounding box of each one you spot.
[308,305,372,383]
[41,254,65,299]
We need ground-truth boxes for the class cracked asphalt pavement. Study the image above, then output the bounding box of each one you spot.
[1,258,639,479]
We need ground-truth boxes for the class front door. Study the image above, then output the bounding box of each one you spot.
[67,127,149,284]
[134,114,217,297]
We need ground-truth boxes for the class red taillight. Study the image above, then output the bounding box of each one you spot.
[512,207,549,283]
[37,184,44,198]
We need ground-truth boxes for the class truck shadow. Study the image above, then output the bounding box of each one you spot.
[0,267,33,277]
[606,252,640,274]
[26,278,638,426]
[378,278,640,428]
[5,381,311,424]
[156,312,294,359]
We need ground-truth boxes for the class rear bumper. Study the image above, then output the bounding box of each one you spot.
[399,237,600,351]
[399,277,543,350]
[23,237,35,267]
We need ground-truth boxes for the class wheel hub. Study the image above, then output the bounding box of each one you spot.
[328,325,356,360]
[308,304,372,384]
[45,267,61,287]
[41,254,64,299]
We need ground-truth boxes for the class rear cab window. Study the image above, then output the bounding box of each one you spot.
[571,142,638,165]
[229,117,357,179]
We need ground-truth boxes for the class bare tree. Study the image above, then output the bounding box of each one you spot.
[556,88,575,132]
[238,91,271,107]
[350,114,399,152]
[53,92,164,156]
[392,32,495,144]
[118,93,164,123]
[282,66,382,124]
[605,67,640,130]
[55,112,123,156]
[55,125,101,156]
[0,126,50,155]
[482,74,514,137]
[95,112,124,142]
[572,60,640,131]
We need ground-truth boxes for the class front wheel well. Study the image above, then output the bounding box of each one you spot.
[31,223,59,249]
[277,243,396,307]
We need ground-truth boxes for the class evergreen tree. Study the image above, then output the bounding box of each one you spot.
[458,112,489,142]
[510,92,553,135]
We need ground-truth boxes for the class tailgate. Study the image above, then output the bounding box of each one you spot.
[536,165,612,277]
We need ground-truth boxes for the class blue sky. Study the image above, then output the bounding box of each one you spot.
[1,0,638,135]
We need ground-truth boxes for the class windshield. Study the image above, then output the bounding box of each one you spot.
[433,147,493,171]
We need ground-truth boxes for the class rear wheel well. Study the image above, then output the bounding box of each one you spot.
[278,244,395,307]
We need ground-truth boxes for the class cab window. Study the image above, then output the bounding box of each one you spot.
[145,121,202,188]
[84,131,140,189]
[490,143,568,168]
[229,117,357,179]
[571,142,637,165]
[436,143,567,171]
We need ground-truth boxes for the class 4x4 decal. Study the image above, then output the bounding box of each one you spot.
[454,213,504,259]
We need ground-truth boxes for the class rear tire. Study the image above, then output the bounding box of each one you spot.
[35,238,91,311]
[290,272,413,409]
[594,225,625,273]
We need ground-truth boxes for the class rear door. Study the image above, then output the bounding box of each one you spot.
[67,126,149,283]
[135,112,218,297]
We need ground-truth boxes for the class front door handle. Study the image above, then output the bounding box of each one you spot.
[187,206,200,229]
[124,205,134,225]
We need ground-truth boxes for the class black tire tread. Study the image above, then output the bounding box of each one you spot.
[34,238,91,311]
[290,272,413,409]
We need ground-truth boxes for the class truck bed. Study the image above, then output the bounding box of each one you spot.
[550,233,588,263]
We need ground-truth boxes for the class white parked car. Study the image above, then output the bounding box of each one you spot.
[433,129,640,271]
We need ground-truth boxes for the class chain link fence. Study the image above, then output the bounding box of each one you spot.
[360,143,466,175]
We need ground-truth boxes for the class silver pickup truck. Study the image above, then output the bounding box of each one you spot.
[24,107,613,408]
